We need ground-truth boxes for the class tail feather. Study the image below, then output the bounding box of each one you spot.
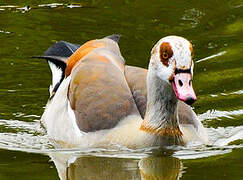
[32,55,67,70]
[104,34,121,43]
[33,37,120,98]
[33,41,80,98]
[44,41,80,57]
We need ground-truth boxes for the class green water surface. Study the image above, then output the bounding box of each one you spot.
[0,0,243,179]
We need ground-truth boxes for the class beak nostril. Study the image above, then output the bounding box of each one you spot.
[178,79,183,87]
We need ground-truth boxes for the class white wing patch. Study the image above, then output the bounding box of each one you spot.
[48,61,63,94]
[67,100,84,137]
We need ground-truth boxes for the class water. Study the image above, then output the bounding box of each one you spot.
[0,0,242,179]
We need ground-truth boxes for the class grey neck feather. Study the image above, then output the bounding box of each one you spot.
[144,69,179,131]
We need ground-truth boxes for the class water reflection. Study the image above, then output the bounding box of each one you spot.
[0,108,242,156]
[0,0,242,178]
[139,156,182,180]
[49,153,182,180]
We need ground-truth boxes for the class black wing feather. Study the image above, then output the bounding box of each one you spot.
[44,41,80,57]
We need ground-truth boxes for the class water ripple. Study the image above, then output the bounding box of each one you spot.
[38,3,64,8]
[198,109,243,121]
[208,126,243,146]
[0,118,242,160]
[0,30,11,34]
[196,51,226,63]
[0,3,83,12]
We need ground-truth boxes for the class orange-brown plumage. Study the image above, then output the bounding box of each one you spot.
[65,40,106,77]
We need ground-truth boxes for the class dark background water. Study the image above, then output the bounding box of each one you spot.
[0,0,242,179]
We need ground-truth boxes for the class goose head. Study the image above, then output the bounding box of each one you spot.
[150,36,196,105]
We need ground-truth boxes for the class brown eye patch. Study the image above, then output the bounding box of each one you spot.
[160,42,173,67]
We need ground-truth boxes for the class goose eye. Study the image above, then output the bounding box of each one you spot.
[162,51,169,60]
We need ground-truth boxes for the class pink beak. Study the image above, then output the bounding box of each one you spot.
[171,73,197,105]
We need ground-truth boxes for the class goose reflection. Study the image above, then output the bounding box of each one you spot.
[49,152,183,180]
[139,156,182,180]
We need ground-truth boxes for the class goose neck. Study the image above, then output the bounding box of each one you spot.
[140,69,183,141]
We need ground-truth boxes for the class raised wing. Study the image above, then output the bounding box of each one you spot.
[68,38,140,132]
[125,65,148,118]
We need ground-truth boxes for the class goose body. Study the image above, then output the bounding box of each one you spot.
[37,35,208,149]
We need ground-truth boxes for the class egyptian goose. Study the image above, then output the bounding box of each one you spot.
[34,35,208,148]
